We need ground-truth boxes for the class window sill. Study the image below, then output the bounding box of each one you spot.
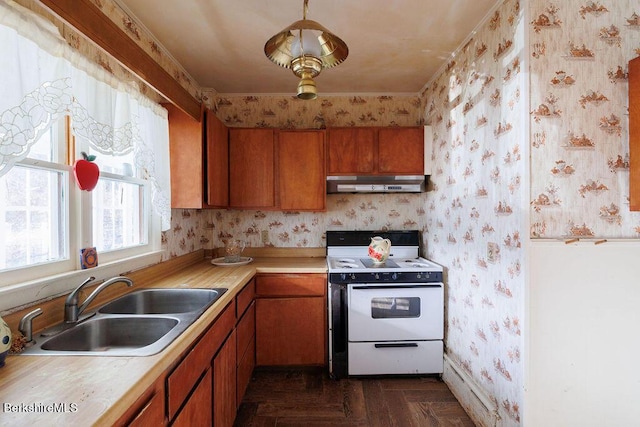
[0,250,164,313]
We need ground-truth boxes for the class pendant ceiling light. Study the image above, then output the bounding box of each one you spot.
[264,0,348,100]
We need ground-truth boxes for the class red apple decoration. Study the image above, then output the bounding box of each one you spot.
[74,151,100,191]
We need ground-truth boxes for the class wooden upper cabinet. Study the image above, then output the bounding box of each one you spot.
[378,127,424,174]
[205,111,229,208]
[630,56,640,210]
[167,105,229,209]
[229,128,276,209]
[327,127,424,175]
[167,103,204,208]
[278,130,326,211]
[327,128,376,175]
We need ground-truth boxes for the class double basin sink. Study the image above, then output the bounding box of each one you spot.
[21,288,227,356]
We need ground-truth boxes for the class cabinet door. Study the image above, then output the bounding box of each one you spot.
[327,128,376,175]
[236,302,255,406]
[229,128,275,208]
[236,302,255,363]
[214,329,237,427]
[117,381,165,427]
[172,369,212,427]
[278,130,326,211]
[167,103,204,208]
[205,111,229,207]
[166,302,235,420]
[256,297,325,366]
[378,127,424,174]
[630,56,640,210]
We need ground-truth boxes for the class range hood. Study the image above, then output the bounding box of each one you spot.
[327,175,426,193]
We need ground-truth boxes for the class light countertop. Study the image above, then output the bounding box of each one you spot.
[0,256,327,426]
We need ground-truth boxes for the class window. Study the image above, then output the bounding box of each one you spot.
[0,123,69,272]
[0,117,156,283]
[92,177,146,252]
[0,5,170,307]
[83,142,150,260]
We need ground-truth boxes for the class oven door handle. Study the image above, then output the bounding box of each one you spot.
[374,343,419,348]
[350,284,441,290]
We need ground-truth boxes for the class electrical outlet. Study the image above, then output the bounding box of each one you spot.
[261,230,269,244]
[487,242,499,263]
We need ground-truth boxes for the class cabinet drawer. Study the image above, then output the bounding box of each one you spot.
[256,274,326,297]
[236,301,255,359]
[166,301,235,419]
[236,278,255,318]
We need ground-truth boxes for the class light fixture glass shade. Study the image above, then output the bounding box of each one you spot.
[264,19,348,70]
[264,0,348,99]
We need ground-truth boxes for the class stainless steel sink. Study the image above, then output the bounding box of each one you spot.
[39,316,179,355]
[98,288,227,315]
[21,287,228,356]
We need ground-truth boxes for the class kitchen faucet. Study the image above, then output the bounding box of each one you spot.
[64,276,133,323]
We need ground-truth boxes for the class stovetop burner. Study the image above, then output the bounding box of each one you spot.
[360,258,400,268]
[326,230,443,283]
[327,256,441,273]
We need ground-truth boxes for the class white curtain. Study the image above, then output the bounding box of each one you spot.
[0,0,171,230]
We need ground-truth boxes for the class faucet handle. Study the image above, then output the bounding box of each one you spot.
[19,308,43,344]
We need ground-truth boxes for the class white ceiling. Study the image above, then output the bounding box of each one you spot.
[114,0,500,96]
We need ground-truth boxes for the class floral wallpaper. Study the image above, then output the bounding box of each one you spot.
[422,0,525,424]
[163,194,430,261]
[205,193,429,250]
[161,209,206,260]
[529,1,640,238]
[16,0,640,425]
[161,93,427,261]
[203,92,423,129]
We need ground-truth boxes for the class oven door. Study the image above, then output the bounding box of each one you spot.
[348,283,443,342]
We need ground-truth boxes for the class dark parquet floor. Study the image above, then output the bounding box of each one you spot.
[234,367,476,427]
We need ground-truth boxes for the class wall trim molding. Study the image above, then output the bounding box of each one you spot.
[442,353,500,427]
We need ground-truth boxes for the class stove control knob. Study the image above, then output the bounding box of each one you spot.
[374,273,380,280]
[350,273,356,280]
[417,273,422,279]
[340,273,347,281]
[391,273,398,281]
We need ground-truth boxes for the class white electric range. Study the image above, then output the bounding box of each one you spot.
[326,230,444,379]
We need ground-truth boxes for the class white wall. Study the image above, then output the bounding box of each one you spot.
[526,241,640,426]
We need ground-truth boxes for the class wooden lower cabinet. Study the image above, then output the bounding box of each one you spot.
[117,380,165,426]
[172,369,212,427]
[255,274,327,366]
[114,278,260,426]
[237,337,255,405]
[236,301,256,405]
[167,302,235,421]
[214,329,237,427]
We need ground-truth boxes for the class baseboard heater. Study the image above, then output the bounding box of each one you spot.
[442,353,499,427]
